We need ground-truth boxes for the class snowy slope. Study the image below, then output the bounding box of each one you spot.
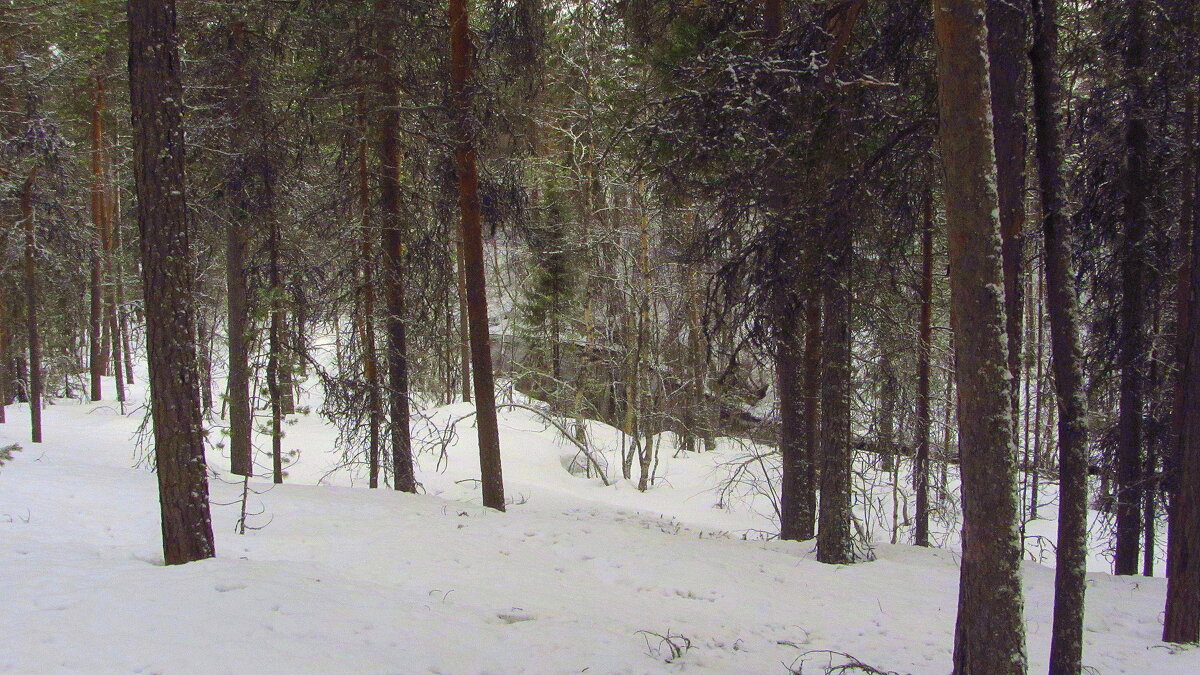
[1,371,1197,674]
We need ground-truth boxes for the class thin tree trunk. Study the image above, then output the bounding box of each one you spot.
[801,292,821,536]
[106,146,126,406]
[1144,306,1161,577]
[933,0,1028,670]
[22,167,42,443]
[451,0,505,510]
[456,235,471,403]
[358,96,384,489]
[89,75,106,402]
[269,224,283,484]
[114,185,134,386]
[127,0,216,564]
[1029,260,1045,520]
[914,187,934,547]
[1115,0,1151,577]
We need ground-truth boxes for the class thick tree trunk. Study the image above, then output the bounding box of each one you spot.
[22,168,41,443]
[1164,4,1200,644]
[816,216,853,565]
[1030,0,1091,666]
[127,0,216,564]
[933,0,1028,671]
[451,0,505,510]
[1115,0,1151,577]
[914,187,934,547]
[375,0,416,493]
[778,303,814,541]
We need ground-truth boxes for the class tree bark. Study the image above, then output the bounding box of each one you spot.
[1164,2,1200,644]
[22,167,41,443]
[778,302,814,541]
[127,0,216,564]
[932,0,1028,670]
[914,187,934,547]
[375,0,416,493]
[89,75,106,402]
[1114,0,1151,577]
[1030,0,1091,666]
[987,0,1028,435]
[358,95,384,489]
[816,215,853,565]
[451,0,505,510]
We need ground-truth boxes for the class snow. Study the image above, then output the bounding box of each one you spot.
[2,366,1197,674]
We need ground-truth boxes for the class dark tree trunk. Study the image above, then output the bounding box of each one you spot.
[226,20,255,478]
[451,0,505,510]
[933,0,1028,670]
[987,0,1028,432]
[127,0,216,564]
[115,200,135,386]
[816,217,853,565]
[269,225,283,485]
[1115,0,1151,577]
[801,292,821,534]
[1030,0,1091,667]
[375,0,416,493]
[89,76,106,402]
[22,167,42,444]
[1164,4,1200,644]
[914,187,934,547]
[778,303,814,541]
[358,96,384,489]
[456,234,471,403]
[0,293,7,423]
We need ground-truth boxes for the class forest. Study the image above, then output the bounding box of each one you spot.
[2,0,1200,673]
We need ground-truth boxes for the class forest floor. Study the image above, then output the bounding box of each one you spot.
[1,367,1197,674]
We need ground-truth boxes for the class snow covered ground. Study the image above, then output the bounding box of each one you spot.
[2,367,1197,674]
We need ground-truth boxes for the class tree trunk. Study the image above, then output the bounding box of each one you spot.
[114,185,135,386]
[269,222,284,484]
[225,20,255,478]
[456,234,471,403]
[106,152,127,407]
[451,0,505,510]
[932,0,1028,670]
[375,0,416,493]
[987,0,1028,436]
[22,167,42,443]
[127,0,216,564]
[1030,0,1091,666]
[1164,3,1200,644]
[358,96,384,489]
[816,215,853,565]
[1114,0,1151,577]
[914,187,934,547]
[89,75,106,402]
[778,302,814,541]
